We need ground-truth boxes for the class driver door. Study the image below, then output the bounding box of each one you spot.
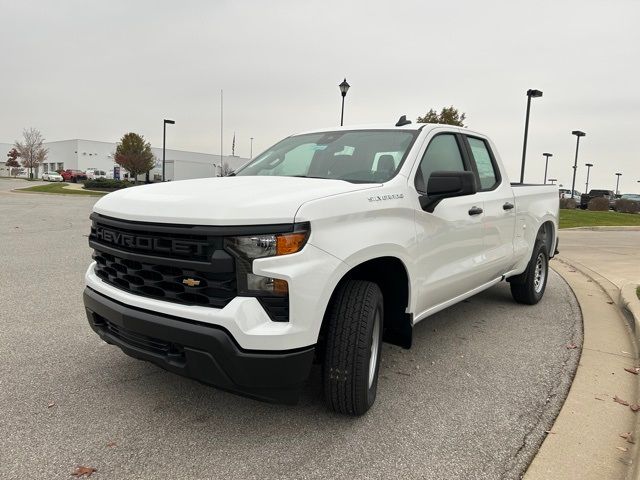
[412,132,488,317]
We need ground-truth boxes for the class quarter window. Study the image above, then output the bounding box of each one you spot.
[467,137,498,190]
[415,134,466,191]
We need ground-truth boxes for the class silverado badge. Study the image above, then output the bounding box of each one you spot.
[182,278,201,287]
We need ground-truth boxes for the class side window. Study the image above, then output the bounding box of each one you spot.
[415,134,465,191]
[467,137,498,190]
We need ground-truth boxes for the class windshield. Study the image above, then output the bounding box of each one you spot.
[235,129,418,183]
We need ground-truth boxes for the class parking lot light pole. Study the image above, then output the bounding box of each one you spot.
[584,163,593,192]
[615,172,622,195]
[339,78,350,126]
[162,119,175,182]
[570,130,586,199]
[542,152,552,184]
[519,89,543,184]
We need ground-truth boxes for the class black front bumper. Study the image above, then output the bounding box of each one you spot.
[83,287,315,404]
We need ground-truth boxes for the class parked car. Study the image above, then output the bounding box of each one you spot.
[579,189,615,209]
[60,169,88,182]
[613,193,640,212]
[42,171,63,182]
[620,194,640,203]
[84,120,559,415]
[559,188,580,201]
[86,168,108,180]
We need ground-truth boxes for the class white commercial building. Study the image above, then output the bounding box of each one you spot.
[0,139,249,181]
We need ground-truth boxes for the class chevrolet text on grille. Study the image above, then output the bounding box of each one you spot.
[95,226,208,256]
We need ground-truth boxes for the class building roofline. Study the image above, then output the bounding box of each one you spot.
[0,137,246,158]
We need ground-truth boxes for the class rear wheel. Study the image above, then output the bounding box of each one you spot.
[323,280,383,416]
[510,240,549,305]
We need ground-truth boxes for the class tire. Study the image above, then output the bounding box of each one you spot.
[510,240,549,305]
[323,280,384,416]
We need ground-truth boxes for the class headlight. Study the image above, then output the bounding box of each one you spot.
[225,228,309,260]
[224,224,310,299]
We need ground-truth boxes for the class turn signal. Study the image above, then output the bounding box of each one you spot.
[276,232,308,256]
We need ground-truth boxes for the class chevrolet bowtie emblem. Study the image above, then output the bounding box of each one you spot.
[182,278,201,287]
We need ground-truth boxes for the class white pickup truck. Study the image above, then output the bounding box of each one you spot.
[83,119,559,415]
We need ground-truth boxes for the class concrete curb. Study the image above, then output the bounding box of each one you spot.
[525,258,639,479]
[9,188,104,196]
[621,282,640,480]
[621,283,640,333]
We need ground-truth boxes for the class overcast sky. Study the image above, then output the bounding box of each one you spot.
[2,0,638,192]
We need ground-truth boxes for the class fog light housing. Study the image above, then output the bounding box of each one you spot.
[247,273,288,295]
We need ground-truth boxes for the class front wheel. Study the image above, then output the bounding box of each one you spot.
[323,280,384,416]
[510,240,549,305]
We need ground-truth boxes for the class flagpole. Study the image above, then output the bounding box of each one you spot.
[220,89,223,177]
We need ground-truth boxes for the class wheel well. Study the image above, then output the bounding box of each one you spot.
[537,221,555,257]
[317,257,412,358]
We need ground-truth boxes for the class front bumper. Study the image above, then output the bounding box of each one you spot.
[84,287,315,404]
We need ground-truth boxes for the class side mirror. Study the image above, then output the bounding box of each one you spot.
[419,170,477,212]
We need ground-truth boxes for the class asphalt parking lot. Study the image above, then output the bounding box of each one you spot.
[0,178,582,480]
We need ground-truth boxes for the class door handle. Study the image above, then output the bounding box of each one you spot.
[503,202,515,210]
[468,206,483,216]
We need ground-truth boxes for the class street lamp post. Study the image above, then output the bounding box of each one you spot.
[519,88,543,183]
[542,152,552,184]
[584,163,593,193]
[162,119,175,182]
[339,78,350,126]
[615,172,622,195]
[570,130,586,199]
[250,137,254,160]
[548,178,557,185]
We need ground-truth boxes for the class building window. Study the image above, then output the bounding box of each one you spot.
[57,162,64,172]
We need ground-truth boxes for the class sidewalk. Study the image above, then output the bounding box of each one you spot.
[61,182,105,193]
[525,228,640,479]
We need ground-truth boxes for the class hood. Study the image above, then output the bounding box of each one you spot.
[93,176,378,225]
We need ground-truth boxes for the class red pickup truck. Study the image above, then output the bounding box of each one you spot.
[60,170,88,182]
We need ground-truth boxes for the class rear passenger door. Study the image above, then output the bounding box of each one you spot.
[461,135,516,277]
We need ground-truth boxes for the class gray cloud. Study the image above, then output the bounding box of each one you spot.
[2,0,638,191]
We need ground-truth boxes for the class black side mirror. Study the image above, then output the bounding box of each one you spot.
[419,170,477,212]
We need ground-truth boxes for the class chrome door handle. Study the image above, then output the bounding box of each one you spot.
[468,207,483,216]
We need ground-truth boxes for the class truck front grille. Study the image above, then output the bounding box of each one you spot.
[93,250,236,308]
[89,214,237,308]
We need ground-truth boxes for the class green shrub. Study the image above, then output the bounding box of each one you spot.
[83,178,132,190]
[559,198,577,209]
[615,199,640,214]
[588,197,610,211]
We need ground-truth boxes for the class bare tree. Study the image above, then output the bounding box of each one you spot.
[14,128,48,179]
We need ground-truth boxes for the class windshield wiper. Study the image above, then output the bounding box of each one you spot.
[291,175,332,180]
